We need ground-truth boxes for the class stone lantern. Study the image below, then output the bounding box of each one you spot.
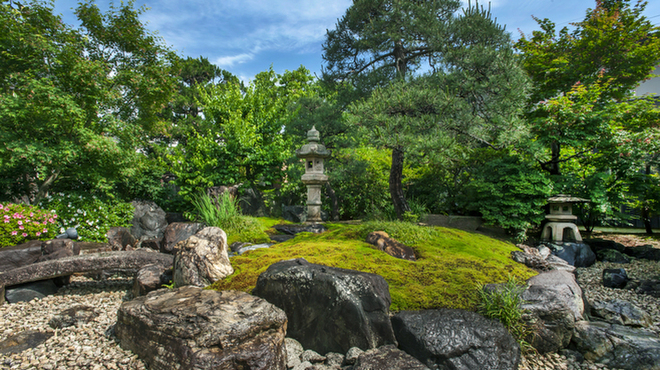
[296,126,331,223]
[541,194,590,242]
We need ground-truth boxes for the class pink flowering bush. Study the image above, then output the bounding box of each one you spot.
[0,203,59,247]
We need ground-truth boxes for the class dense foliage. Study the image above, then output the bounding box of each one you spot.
[37,192,134,242]
[0,0,177,203]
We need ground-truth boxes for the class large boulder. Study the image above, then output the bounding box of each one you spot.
[252,258,397,355]
[353,345,429,370]
[115,286,287,370]
[5,280,59,303]
[571,320,660,370]
[596,249,630,264]
[172,227,233,287]
[521,270,584,353]
[391,309,520,370]
[584,238,625,254]
[540,242,596,267]
[38,238,80,262]
[624,245,660,261]
[590,299,652,328]
[132,264,172,297]
[0,240,44,272]
[130,200,168,241]
[106,227,138,251]
[160,222,205,254]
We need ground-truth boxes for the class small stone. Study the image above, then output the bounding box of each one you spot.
[344,347,363,365]
[301,349,326,363]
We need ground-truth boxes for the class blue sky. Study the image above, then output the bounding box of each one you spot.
[52,0,660,82]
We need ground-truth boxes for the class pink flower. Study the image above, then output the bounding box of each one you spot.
[17,220,22,225]
[43,228,48,233]
[3,215,8,219]
[48,218,54,223]
[36,232,41,236]
[11,231,17,236]
[22,233,27,237]
[43,221,47,225]
[29,212,34,217]
[19,225,24,230]
[3,219,8,223]
[0,204,3,210]
[53,215,57,219]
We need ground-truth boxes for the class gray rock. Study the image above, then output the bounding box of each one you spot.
[132,264,171,297]
[115,286,287,370]
[603,268,629,289]
[5,280,59,303]
[48,305,97,329]
[292,361,314,370]
[130,200,168,241]
[344,347,364,365]
[584,238,625,253]
[352,345,429,370]
[324,352,344,367]
[392,309,520,370]
[285,337,304,368]
[541,242,596,267]
[302,349,326,363]
[624,245,660,261]
[0,240,44,273]
[172,227,233,287]
[269,234,295,243]
[636,279,660,298]
[545,254,577,272]
[237,243,272,255]
[273,224,327,235]
[596,249,630,264]
[282,205,306,223]
[106,227,138,251]
[571,320,660,370]
[252,258,396,355]
[0,330,53,355]
[160,222,205,254]
[590,299,652,327]
[521,270,584,353]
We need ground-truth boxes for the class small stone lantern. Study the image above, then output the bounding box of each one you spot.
[296,126,331,223]
[541,194,590,242]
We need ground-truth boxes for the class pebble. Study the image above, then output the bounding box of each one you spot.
[1,258,659,370]
[0,276,146,370]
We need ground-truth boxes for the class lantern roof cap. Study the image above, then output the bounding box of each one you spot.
[296,126,331,158]
[547,194,590,203]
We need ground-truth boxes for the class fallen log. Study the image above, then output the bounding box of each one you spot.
[0,251,173,304]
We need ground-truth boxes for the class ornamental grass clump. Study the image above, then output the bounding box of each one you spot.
[38,193,134,242]
[189,192,268,244]
[476,278,535,353]
[0,203,59,247]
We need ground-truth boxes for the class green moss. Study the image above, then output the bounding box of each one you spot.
[209,222,537,311]
[225,217,291,245]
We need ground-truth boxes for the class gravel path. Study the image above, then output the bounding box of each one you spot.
[0,255,659,369]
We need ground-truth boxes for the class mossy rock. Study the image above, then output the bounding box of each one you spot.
[209,221,537,311]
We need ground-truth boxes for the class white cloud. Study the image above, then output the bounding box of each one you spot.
[214,53,255,68]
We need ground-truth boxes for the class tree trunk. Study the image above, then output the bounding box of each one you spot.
[550,141,561,176]
[642,163,653,234]
[390,147,411,220]
[325,182,339,221]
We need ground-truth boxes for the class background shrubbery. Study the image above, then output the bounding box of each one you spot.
[38,193,134,243]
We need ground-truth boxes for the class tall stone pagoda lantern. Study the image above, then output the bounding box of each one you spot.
[296,126,331,223]
[541,194,590,242]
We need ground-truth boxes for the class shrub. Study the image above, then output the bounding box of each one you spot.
[0,203,59,247]
[476,278,535,353]
[38,193,134,242]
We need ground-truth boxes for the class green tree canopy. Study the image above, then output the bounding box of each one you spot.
[0,0,177,203]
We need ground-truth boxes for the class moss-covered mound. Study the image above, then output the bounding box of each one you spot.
[208,221,537,311]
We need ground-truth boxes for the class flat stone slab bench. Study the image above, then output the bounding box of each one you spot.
[0,251,174,304]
